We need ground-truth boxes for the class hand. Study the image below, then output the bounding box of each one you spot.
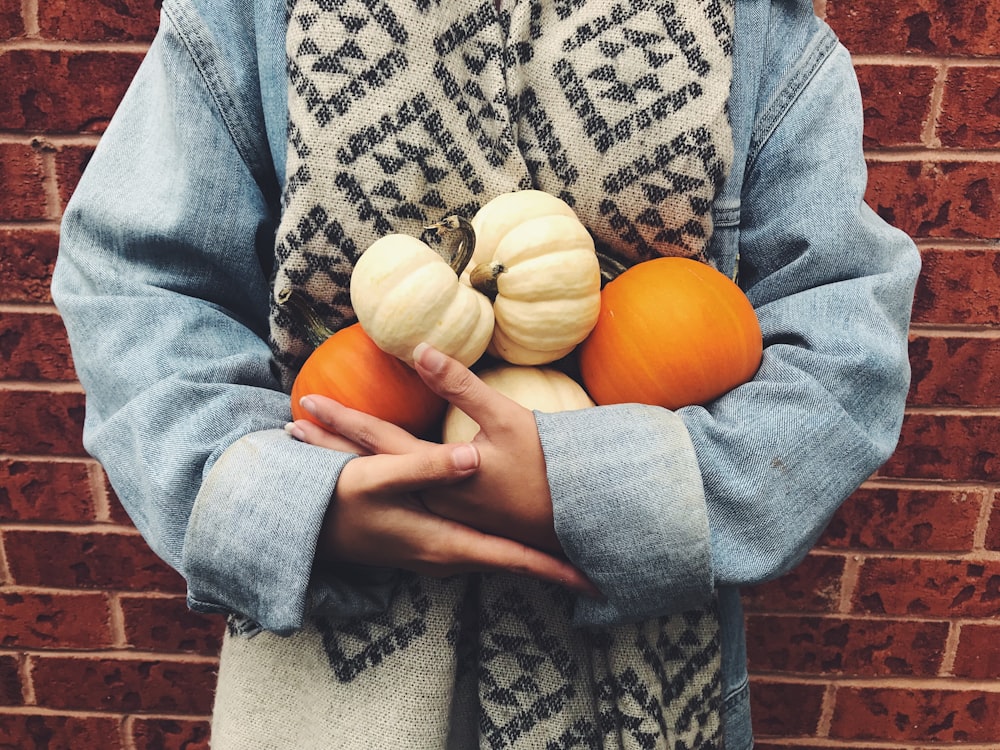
[409,343,562,554]
[288,396,599,597]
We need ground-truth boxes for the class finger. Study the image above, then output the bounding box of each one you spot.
[284,420,370,455]
[345,442,482,495]
[411,343,520,431]
[446,527,602,598]
[299,394,421,455]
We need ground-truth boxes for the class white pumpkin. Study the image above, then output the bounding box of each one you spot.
[466,191,602,366]
[442,364,595,443]
[350,229,494,367]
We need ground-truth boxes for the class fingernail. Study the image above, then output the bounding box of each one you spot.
[284,422,305,441]
[413,342,447,374]
[451,443,480,471]
[299,396,317,415]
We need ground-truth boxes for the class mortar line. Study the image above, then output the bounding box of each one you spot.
[39,149,63,221]
[20,0,38,37]
[815,682,837,738]
[18,654,36,705]
[107,592,129,649]
[920,64,948,148]
[940,620,962,676]
[972,485,995,552]
[88,461,113,524]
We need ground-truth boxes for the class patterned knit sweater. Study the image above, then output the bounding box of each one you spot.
[211,1,736,747]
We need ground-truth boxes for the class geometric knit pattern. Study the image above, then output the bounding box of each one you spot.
[230,1,734,747]
[213,576,724,749]
[268,0,735,387]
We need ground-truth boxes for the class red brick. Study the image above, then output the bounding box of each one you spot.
[830,686,1000,742]
[826,1,1000,56]
[31,656,216,714]
[852,557,1000,618]
[0,230,59,305]
[0,658,22,706]
[0,0,24,40]
[38,0,160,42]
[0,590,113,649]
[742,554,846,614]
[0,458,97,522]
[3,529,185,592]
[131,718,211,750]
[104,472,133,526]
[866,161,1000,241]
[855,64,937,148]
[749,679,825,737]
[0,143,48,222]
[0,49,144,133]
[938,67,1000,148]
[821,486,982,552]
[0,311,75,382]
[0,389,86,456]
[952,624,1000,680]
[121,596,225,655]
[746,615,947,677]
[912,249,1000,327]
[0,714,122,750]
[908,336,1000,408]
[54,145,95,212]
[986,499,1000,551]
[879,413,1000,482]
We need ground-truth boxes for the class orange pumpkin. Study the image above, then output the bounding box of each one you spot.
[290,323,446,436]
[578,257,762,409]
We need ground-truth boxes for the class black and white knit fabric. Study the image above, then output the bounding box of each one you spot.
[215,1,736,747]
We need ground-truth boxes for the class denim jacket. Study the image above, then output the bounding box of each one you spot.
[52,0,920,747]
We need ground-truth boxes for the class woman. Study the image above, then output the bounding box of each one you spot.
[52,0,919,746]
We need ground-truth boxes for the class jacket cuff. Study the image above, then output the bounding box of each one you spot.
[536,404,713,627]
[182,428,392,634]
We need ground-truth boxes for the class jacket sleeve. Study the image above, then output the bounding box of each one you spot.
[51,6,397,636]
[540,41,920,627]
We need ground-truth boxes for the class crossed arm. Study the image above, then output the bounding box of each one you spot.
[287,342,600,598]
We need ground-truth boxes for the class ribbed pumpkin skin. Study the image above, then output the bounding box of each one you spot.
[442,365,595,443]
[578,257,762,409]
[290,323,446,436]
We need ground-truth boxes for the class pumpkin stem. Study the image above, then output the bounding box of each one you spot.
[596,251,629,286]
[469,262,504,302]
[276,286,336,350]
[426,215,476,276]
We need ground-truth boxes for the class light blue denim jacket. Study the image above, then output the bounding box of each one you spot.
[52,0,919,747]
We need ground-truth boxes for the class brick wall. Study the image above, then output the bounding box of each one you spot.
[1,0,998,748]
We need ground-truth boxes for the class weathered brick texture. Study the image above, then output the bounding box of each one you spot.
[0,714,123,750]
[855,64,937,148]
[30,656,216,713]
[0,458,98,522]
[37,0,161,42]
[0,590,114,650]
[4,529,186,592]
[747,615,949,676]
[131,718,212,750]
[830,687,999,743]
[827,1,1000,56]
[939,67,1000,148]
[1,0,999,747]
[0,230,59,304]
[0,311,75,381]
[821,486,984,551]
[0,49,145,133]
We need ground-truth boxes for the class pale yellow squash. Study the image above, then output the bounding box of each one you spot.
[442,364,595,443]
[350,230,494,367]
[466,191,601,366]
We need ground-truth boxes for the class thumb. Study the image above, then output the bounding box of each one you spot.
[412,343,519,432]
